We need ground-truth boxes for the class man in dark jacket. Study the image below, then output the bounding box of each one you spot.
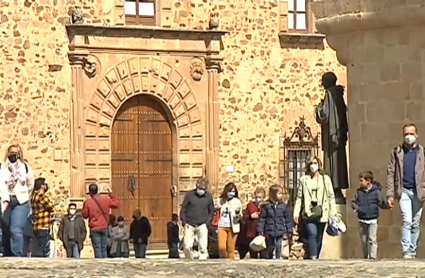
[130,209,151,258]
[167,213,179,258]
[180,177,214,260]
[58,203,87,258]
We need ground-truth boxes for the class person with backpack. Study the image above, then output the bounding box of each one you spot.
[351,171,388,260]
[0,144,35,257]
[386,123,425,259]
[82,184,119,258]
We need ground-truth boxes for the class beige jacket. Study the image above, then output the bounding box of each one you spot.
[110,225,130,254]
[218,197,242,233]
[293,174,337,223]
[386,144,425,200]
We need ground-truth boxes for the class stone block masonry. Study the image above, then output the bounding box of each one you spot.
[0,0,344,212]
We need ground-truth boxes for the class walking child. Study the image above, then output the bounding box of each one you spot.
[257,185,293,259]
[167,213,180,258]
[351,171,388,260]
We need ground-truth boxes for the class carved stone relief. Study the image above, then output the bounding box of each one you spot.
[190,59,205,82]
[83,55,100,78]
[71,6,84,25]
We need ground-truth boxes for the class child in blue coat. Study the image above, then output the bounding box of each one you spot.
[257,184,293,259]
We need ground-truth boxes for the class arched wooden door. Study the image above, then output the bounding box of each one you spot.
[111,94,173,247]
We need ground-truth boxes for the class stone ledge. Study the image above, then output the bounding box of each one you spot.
[278,32,325,47]
[1,259,425,277]
[66,24,229,40]
[314,5,425,35]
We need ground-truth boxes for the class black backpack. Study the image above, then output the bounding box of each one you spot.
[0,162,28,173]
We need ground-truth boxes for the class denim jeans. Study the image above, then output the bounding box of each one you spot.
[400,188,423,256]
[66,241,80,258]
[134,242,147,258]
[9,198,30,257]
[91,229,108,258]
[304,221,326,259]
[266,236,283,259]
[168,243,179,258]
[32,229,50,257]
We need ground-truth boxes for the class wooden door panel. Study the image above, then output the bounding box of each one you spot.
[138,97,172,245]
[111,97,140,223]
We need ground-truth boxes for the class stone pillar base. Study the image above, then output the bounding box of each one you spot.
[320,204,346,259]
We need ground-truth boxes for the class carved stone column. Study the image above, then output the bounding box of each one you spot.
[206,59,221,195]
[68,51,88,202]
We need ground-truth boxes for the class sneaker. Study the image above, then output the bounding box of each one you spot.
[403,254,414,259]
[184,249,193,259]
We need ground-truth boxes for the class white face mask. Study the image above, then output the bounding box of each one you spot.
[69,209,76,215]
[310,164,319,173]
[405,135,416,145]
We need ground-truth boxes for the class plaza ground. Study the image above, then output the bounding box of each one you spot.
[1,258,424,277]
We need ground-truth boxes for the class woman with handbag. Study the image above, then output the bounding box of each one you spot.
[216,182,242,259]
[293,155,337,260]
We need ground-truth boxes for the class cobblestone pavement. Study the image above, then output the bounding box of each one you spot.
[1,258,425,277]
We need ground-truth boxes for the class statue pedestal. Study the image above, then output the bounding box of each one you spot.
[320,204,346,259]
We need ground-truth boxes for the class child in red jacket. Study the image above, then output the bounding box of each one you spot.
[239,188,267,259]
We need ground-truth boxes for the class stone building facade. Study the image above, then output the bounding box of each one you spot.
[0,0,344,250]
[313,0,425,259]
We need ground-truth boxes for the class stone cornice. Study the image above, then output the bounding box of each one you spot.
[315,5,425,35]
[66,24,228,40]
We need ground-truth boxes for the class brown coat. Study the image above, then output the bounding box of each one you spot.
[58,214,87,251]
[386,144,425,200]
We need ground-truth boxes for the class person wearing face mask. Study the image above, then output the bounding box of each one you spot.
[0,144,34,257]
[180,178,214,260]
[293,155,337,260]
[386,124,425,259]
[216,182,242,259]
[58,203,87,258]
[30,177,54,257]
[239,187,268,259]
[110,216,130,258]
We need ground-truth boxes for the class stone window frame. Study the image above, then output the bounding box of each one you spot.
[278,0,325,45]
[114,0,172,27]
[124,0,157,26]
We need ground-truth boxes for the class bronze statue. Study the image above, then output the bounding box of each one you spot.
[315,72,349,204]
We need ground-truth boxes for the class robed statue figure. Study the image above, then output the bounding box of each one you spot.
[315,72,349,204]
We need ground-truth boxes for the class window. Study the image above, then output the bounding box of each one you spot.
[125,0,156,25]
[288,0,307,31]
[279,117,319,205]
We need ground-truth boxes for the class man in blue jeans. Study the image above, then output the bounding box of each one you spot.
[82,184,119,258]
[387,124,425,259]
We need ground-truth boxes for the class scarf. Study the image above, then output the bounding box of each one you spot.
[7,162,21,194]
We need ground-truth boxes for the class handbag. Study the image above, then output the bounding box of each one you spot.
[92,196,113,237]
[304,175,326,221]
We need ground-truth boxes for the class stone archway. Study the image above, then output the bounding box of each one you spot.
[82,57,204,208]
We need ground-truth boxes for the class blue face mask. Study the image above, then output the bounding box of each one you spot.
[196,189,205,196]
[227,192,235,198]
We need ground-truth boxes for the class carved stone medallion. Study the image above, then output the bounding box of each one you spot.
[190,60,205,82]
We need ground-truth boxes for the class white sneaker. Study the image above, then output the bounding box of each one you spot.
[184,249,193,259]
[403,254,414,259]
[198,252,208,260]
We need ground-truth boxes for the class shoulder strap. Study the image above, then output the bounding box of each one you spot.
[321,174,327,205]
[24,163,28,174]
[91,196,109,224]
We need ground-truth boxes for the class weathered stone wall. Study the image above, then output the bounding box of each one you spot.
[0,0,115,212]
[312,0,425,258]
[0,0,344,213]
[172,0,345,202]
